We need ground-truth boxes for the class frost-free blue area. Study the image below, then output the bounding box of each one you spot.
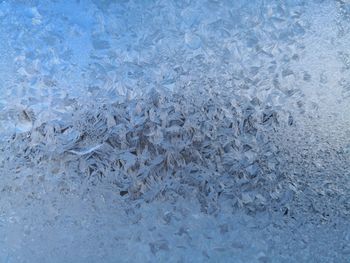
[0,1,350,262]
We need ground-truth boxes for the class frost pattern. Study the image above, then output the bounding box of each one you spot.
[0,0,350,262]
[2,87,288,212]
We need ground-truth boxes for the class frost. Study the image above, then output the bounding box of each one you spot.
[184,32,201,49]
[0,85,313,219]
[0,0,350,262]
[67,144,103,156]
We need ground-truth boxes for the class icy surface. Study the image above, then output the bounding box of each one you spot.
[0,0,349,262]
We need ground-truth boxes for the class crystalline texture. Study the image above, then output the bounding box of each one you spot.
[0,0,349,262]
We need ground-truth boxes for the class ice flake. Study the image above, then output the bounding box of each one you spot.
[184,32,201,50]
[68,144,103,156]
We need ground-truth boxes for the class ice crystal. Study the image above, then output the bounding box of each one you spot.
[0,0,349,262]
[2,86,293,215]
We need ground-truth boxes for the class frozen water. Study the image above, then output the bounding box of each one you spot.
[0,0,349,262]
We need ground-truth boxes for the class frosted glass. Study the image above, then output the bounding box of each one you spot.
[0,1,349,262]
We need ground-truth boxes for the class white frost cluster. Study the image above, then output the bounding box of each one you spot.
[2,87,289,214]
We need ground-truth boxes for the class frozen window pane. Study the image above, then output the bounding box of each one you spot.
[0,0,349,262]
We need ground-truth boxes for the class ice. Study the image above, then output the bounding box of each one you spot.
[184,32,201,50]
[68,144,103,156]
[0,0,350,262]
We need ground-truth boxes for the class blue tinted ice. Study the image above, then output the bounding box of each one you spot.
[0,0,349,262]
